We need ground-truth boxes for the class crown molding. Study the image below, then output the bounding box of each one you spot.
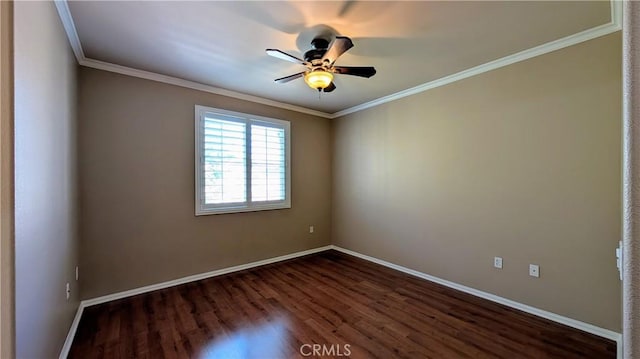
[53,0,333,119]
[55,0,621,120]
[53,0,84,62]
[332,9,622,118]
[79,58,333,118]
[611,0,623,30]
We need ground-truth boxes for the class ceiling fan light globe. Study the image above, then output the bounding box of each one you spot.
[304,70,333,90]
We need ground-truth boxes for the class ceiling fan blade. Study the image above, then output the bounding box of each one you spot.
[321,36,354,65]
[338,1,358,17]
[266,49,307,66]
[322,82,336,93]
[274,72,305,83]
[333,66,376,78]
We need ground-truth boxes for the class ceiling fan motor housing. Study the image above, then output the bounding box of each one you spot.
[304,38,331,65]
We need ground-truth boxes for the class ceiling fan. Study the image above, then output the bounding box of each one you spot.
[266,36,376,93]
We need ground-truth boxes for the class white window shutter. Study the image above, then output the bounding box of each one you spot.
[251,124,286,202]
[195,106,291,215]
[202,116,247,204]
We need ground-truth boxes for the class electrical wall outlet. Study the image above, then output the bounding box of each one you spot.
[529,264,540,278]
[309,225,314,234]
[494,257,503,269]
[66,282,70,300]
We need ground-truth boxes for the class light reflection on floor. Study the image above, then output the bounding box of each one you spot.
[198,317,291,359]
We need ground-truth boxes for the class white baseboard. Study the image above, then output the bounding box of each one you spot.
[59,304,84,359]
[329,245,622,355]
[60,244,622,358]
[82,245,333,307]
[59,245,332,358]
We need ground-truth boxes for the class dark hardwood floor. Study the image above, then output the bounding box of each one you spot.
[69,250,616,358]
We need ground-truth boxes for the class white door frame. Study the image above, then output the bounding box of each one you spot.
[622,1,640,358]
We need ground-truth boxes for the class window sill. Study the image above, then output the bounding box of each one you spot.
[195,202,291,216]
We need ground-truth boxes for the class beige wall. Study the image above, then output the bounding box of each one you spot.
[77,67,332,299]
[333,33,622,331]
[14,1,79,358]
[0,1,14,358]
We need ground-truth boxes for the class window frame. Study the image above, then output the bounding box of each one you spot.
[195,105,291,216]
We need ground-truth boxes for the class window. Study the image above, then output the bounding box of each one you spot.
[195,105,291,215]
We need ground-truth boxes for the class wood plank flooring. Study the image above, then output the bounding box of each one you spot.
[69,250,616,358]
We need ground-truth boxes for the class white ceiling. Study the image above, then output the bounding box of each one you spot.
[65,1,612,115]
